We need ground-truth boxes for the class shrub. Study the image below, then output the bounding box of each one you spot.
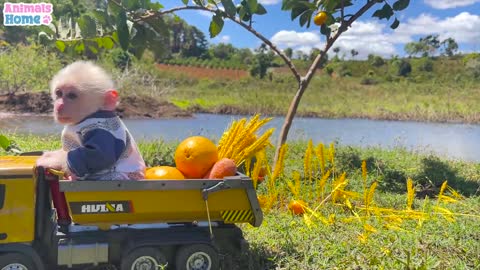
[418,57,434,72]
[397,60,412,77]
[370,55,385,67]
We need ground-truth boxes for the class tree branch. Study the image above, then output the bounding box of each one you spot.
[108,0,302,83]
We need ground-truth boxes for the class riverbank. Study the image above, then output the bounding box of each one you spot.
[0,92,192,119]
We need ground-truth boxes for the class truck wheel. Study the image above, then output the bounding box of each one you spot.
[0,253,36,270]
[120,247,168,270]
[175,244,219,270]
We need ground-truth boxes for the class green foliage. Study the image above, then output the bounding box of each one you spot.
[417,57,434,72]
[397,59,412,77]
[249,44,274,79]
[368,54,385,67]
[0,134,21,154]
[0,45,63,92]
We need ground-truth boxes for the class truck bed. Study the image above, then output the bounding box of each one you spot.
[58,174,263,228]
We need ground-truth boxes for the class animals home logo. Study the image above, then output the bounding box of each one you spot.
[2,2,53,26]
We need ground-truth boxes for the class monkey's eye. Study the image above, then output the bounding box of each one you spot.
[55,89,62,98]
[66,92,78,100]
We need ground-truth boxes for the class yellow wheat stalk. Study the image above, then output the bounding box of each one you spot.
[237,128,274,165]
[317,169,331,200]
[271,143,287,183]
[331,172,347,203]
[406,178,415,210]
[365,181,378,216]
[328,142,335,177]
[304,139,313,182]
[316,143,326,177]
[218,119,244,157]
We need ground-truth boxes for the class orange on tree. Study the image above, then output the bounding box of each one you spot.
[174,136,219,179]
[288,199,308,215]
[313,11,328,26]
[145,166,185,180]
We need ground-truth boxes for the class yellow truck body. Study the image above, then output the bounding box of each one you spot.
[60,176,262,229]
[0,156,39,244]
[0,155,263,270]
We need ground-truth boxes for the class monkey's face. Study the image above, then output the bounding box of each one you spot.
[53,84,104,125]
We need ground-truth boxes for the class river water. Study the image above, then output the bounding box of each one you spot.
[1,113,480,162]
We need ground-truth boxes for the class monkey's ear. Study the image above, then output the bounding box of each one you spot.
[104,89,119,110]
[108,89,118,98]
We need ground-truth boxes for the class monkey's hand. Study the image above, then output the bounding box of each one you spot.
[36,150,68,171]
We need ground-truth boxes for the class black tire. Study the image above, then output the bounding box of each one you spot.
[175,244,219,270]
[0,253,36,270]
[120,247,168,270]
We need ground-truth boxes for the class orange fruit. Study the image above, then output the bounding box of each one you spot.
[145,166,185,180]
[174,136,219,179]
[313,11,328,26]
[288,199,307,215]
[207,158,237,179]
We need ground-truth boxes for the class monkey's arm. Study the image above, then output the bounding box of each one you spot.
[66,129,126,178]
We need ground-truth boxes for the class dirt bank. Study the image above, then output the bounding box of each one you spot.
[0,92,193,119]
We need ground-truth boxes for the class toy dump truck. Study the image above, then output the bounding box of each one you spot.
[0,154,263,270]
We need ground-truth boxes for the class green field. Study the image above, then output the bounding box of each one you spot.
[1,45,480,124]
[2,133,479,269]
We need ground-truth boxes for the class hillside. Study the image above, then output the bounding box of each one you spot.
[0,44,479,124]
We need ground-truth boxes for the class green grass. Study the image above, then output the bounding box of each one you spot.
[2,133,479,269]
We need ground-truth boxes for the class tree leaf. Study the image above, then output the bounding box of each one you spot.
[182,0,189,5]
[148,2,163,10]
[77,15,97,38]
[0,134,10,151]
[116,10,130,51]
[221,0,237,17]
[320,23,331,39]
[102,36,115,49]
[390,17,400,29]
[209,14,224,38]
[193,0,206,6]
[299,10,313,28]
[74,41,85,54]
[55,40,66,52]
[255,3,267,15]
[322,0,339,12]
[372,4,394,20]
[281,0,296,10]
[392,0,410,11]
[88,45,98,54]
[247,0,258,14]
[291,6,309,21]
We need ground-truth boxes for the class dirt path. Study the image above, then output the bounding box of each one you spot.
[0,92,193,119]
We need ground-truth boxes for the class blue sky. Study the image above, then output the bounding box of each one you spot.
[159,0,480,59]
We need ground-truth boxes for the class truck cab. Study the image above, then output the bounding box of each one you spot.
[0,154,263,270]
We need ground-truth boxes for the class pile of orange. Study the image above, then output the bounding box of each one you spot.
[144,136,237,180]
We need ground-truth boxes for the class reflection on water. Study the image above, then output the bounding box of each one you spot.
[1,113,480,162]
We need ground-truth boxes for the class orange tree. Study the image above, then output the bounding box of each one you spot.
[40,0,411,167]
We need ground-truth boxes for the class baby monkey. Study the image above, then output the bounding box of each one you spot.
[36,61,146,180]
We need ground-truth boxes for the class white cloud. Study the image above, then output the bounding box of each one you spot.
[215,35,231,43]
[424,0,480,9]
[393,12,480,44]
[271,30,322,49]
[197,10,211,17]
[270,21,397,60]
[258,0,282,5]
